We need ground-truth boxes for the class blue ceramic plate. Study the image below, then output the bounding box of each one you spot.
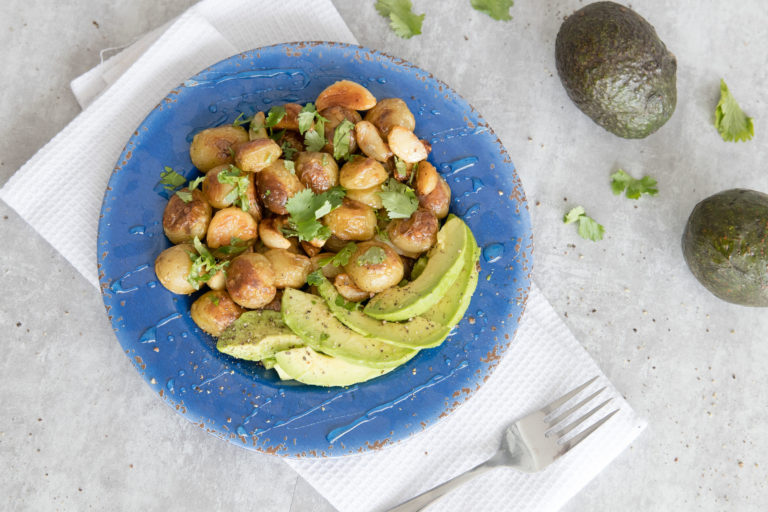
[98,42,532,457]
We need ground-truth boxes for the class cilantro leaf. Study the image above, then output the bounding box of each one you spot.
[563,206,604,242]
[307,269,324,287]
[393,156,408,180]
[175,190,193,203]
[265,106,286,128]
[283,186,346,241]
[217,165,251,212]
[304,129,326,152]
[470,0,513,21]
[715,79,754,142]
[378,178,419,219]
[333,119,356,160]
[317,243,357,268]
[375,0,424,39]
[298,103,317,134]
[232,112,252,127]
[187,237,229,289]
[215,237,249,257]
[159,166,187,191]
[334,294,361,311]
[284,160,296,173]
[357,246,386,266]
[188,176,205,191]
[610,169,658,199]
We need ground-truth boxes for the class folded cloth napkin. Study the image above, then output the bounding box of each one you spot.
[0,1,646,511]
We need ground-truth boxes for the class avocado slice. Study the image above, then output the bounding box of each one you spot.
[422,224,480,326]
[274,346,394,387]
[682,189,768,307]
[555,1,677,139]
[281,288,418,369]
[364,215,470,321]
[217,310,303,361]
[316,276,451,348]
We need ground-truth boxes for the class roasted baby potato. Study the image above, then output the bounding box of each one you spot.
[272,103,302,132]
[295,151,339,193]
[388,126,428,164]
[258,216,292,249]
[414,160,439,197]
[322,198,377,241]
[343,241,404,293]
[162,188,212,244]
[256,160,304,215]
[315,80,377,112]
[190,290,244,337]
[154,243,197,295]
[264,248,312,289]
[233,138,282,173]
[418,174,451,219]
[333,273,370,302]
[225,253,276,309]
[355,120,392,162]
[387,209,439,254]
[364,98,415,137]
[345,185,384,209]
[202,164,238,209]
[339,157,388,190]
[248,111,268,140]
[321,106,362,155]
[189,125,249,172]
[206,206,259,250]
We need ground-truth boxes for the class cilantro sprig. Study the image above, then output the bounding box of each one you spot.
[471,0,513,21]
[375,0,425,39]
[159,166,187,191]
[378,178,419,219]
[187,237,229,289]
[610,169,658,199]
[283,186,346,242]
[563,206,604,242]
[217,165,251,212]
[715,79,754,142]
[317,243,358,268]
[299,103,330,152]
[357,246,386,266]
[264,106,286,128]
[333,120,356,160]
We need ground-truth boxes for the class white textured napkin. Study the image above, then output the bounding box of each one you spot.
[0,1,646,511]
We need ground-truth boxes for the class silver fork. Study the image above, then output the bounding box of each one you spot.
[387,377,619,512]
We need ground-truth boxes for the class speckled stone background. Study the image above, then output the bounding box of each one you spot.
[1,1,767,511]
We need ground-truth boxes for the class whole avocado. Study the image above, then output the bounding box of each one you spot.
[682,189,768,307]
[555,1,677,138]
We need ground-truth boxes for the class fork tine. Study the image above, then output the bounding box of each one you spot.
[546,386,606,428]
[541,376,598,415]
[553,398,612,439]
[561,408,620,453]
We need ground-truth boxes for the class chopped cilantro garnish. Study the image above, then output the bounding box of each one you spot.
[307,269,324,286]
[269,128,286,142]
[393,156,408,180]
[187,237,229,289]
[159,166,187,191]
[283,186,346,241]
[334,294,360,311]
[265,106,286,128]
[610,169,658,199]
[215,237,249,257]
[298,103,317,134]
[470,0,513,21]
[375,0,424,39]
[304,129,326,152]
[175,190,193,203]
[210,295,220,306]
[232,112,252,127]
[317,243,357,267]
[282,143,298,161]
[188,176,205,191]
[357,246,386,266]
[563,206,604,242]
[217,165,250,212]
[333,119,356,160]
[715,79,754,142]
[378,178,419,219]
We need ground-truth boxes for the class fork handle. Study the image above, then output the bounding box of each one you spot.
[386,452,503,512]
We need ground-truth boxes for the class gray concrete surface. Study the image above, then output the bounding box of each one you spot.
[2,0,767,510]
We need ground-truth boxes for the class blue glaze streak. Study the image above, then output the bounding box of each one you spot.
[251,386,359,437]
[184,68,309,89]
[110,264,150,293]
[440,156,478,177]
[326,362,469,444]
[483,243,505,263]
[242,398,274,426]
[139,313,182,343]
[194,370,232,391]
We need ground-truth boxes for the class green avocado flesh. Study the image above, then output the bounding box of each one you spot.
[682,189,768,307]
[555,1,677,139]
[274,346,392,387]
[422,224,480,327]
[216,310,303,361]
[316,276,451,349]
[364,215,470,321]
[281,288,417,369]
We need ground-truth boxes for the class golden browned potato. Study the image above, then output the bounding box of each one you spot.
[364,98,415,137]
[233,138,282,173]
[272,103,302,131]
[315,80,377,112]
[162,189,212,244]
[258,216,291,249]
[345,185,384,209]
[243,173,262,223]
[300,241,322,258]
[225,253,276,309]
[207,268,227,291]
[202,164,238,209]
[343,241,404,293]
[418,174,451,219]
[256,160,304,215]
[154,243,196,294]
[324,235,349,253]
[321,106,362,155]
[387,209,438,254]
[189,125,249,172]
[294,151,339,193]
[333,273,370,302]
[206,207,259,249]
[264,249,312,289]
[190,290,244,337]
[322,198,377,241]
[248,111,267,140]
[310,252,343,279]
[414,160,439,197]
[339,157,388,190]
[388,126,428,164]
[355,120,392,162]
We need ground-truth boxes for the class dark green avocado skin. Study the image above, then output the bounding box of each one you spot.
[682,189,768,307]
[555,1,677,139]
